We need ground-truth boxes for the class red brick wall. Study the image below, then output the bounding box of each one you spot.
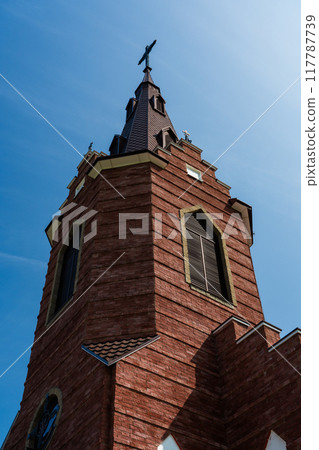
[4,142,300,449]
[109,141,266,449]
[215,322,301,449]
[4,160,157,448]
[107,141,299,449]
[153,141,263,324]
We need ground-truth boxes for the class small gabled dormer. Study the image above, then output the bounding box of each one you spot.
[125,97,137,121]
[109,134,127,156]
[158,126,177,148]
[152,94,165,115]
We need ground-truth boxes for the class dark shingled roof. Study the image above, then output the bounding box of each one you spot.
[81,335,159,366]
[109,68,177,155]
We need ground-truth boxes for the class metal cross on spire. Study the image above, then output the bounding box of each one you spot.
[138,40,157,70]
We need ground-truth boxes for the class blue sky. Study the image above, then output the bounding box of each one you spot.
[0,0,300,442]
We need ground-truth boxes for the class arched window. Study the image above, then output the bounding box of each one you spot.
[182,209,234,304]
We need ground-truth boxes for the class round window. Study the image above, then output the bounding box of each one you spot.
[26,388,62,450]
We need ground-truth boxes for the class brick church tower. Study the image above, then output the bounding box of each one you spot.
[2,52,300,449]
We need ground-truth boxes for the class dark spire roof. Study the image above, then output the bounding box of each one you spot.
[109,68,178,156]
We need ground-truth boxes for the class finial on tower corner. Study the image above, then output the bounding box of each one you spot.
[88,142,93,151]
[138,40,157,71]
[182,130,192,143]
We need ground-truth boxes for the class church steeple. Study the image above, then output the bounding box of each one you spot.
[109,50,177,156]
[2,44,300,450]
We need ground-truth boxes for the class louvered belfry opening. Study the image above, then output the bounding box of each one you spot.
[185,212,229,302]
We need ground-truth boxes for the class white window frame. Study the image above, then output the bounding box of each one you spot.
[186,164,202,182]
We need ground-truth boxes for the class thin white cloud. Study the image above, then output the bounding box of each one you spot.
[0,252,46,268]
